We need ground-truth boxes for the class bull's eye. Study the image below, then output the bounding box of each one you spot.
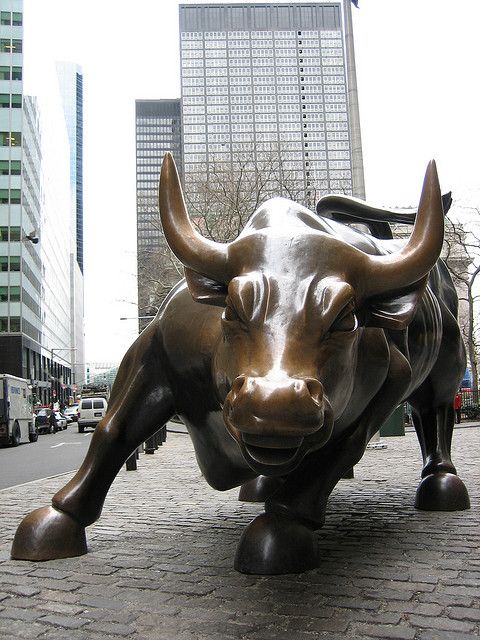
[223,305,239,323]
[222,299,247,331]
[330,308,357,333]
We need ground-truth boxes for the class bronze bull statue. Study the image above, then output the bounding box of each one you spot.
[12,154,470,574]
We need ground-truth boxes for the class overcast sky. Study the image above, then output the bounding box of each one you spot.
[24,0,480,364]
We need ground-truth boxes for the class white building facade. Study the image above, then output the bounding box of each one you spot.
[0,0,83,405]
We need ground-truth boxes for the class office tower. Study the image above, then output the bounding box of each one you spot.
[56,62,83,274]
[135,99,182,330]
[179,2,365,204]
[56,61,85,390]
[0,0,82,405]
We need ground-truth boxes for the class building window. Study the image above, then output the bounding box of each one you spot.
[0,39,22,53]
[0,255,20,271]
[0,94,21,108]
[0,12,22,26]
[0,131,21,146]
[9,317,20,331]
[0,285,20,302]
[0,189,20,204]
[0,160,20,175]
[0,66,21,80]
[0,226,19,240]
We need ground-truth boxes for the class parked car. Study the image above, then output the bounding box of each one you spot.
[54,412,68,430]
[78,397,108,433]
[63,404,79,422]
[35,408,58,434]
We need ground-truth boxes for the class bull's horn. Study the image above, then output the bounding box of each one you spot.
[158,152,229,282]
[362,160,444,297]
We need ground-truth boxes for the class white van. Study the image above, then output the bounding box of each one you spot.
[0,374,37,446]
[78,396,108,433]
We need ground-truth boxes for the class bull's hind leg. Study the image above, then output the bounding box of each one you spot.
[12,322,175,561]
[409,304,470,512]
[411,403,470,511]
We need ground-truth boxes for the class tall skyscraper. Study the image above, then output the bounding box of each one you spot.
[135,99,182,330]
[135,2,365,319]
[56,61,85,388]
[56,62,83,274]
[0,0,83,405]
[179,2,365,203]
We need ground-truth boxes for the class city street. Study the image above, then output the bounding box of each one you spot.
[0,428,93,490]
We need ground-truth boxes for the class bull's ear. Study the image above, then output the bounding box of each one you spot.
[364,276,428,330]
[184,267,228,307]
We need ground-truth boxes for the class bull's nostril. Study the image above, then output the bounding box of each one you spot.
[304,377,323,405]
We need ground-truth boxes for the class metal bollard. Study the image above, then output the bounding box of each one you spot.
[126,451,137,471]
[144,434,157,454]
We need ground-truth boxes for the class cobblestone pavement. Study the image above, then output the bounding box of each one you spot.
[0,426,478,640]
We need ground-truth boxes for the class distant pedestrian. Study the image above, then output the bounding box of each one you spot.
[454,392,462,424]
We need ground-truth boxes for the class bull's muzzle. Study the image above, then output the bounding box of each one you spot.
[223,374,330,474]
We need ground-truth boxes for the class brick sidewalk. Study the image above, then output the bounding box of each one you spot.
[0,428,478,639]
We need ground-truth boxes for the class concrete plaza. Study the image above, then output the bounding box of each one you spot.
[0,425,478,639]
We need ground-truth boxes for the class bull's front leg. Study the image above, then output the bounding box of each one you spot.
[234,344,411,574]
[11,322,175,561]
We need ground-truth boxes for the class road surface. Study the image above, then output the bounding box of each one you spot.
[0,425,93,490]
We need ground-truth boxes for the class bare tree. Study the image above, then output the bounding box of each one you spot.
[137,150,325,317]
[137,194,183,322]
[183,150,320,243]
[443,212,480,399]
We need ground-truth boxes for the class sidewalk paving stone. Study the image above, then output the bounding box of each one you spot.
[0,426,478,639]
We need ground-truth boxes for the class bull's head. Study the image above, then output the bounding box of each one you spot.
[159,154,443,475]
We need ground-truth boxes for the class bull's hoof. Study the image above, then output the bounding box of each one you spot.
[238,476,285,502]
[11,506,88,561]
[415,473,470,511]
[234,512,318,575]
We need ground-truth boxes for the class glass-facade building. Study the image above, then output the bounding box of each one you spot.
[135,99,182,331]
[56,61,83,274]
[179,2,365,201]
[55,61,85,390]
[0,0,83,405]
